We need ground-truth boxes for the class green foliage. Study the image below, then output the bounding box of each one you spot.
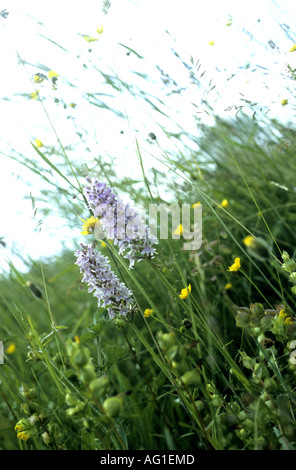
[1,15,296,450]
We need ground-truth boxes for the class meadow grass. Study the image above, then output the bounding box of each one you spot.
[1,16,296,450]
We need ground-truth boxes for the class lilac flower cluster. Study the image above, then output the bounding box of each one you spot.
[84,178,117,211]
[75,242,133,318]
[83,177,158,268]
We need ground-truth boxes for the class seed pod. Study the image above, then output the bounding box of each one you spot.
[103,396,123,418]
[160,332,176,350]
[181,370,201,387]
[89,376,109,399]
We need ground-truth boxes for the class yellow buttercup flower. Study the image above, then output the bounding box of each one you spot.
[34,139,44,148]
[96,25,104,34]
[192,202,201,209]
[285,317,293,325]
[289,44,296,52]
[227,257,241,272]
[173,224,183,236]
[74,335,80,343]
[281,99,288,106]
[219,199,229,208]
[208,40,214,46]
[29,90,39,100]
[6,343,16,354]
[224,283,232,290]
[83,35,99,43]
[243,235,255,247]
[144,308,154,318]
[179,284,192,300]
[48,70,58,79]
[80,216,99,235]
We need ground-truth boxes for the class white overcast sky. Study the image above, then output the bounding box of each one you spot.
[0,0,296,273]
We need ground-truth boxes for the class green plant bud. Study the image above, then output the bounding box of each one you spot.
[65,393,76,406]
[78,364,96,383]
[160,332,176,350]
[211,394,223,407]
[291,286,296,295]
[89,376,109,398]
[21,403,30,415]
[66,406,80,416]
[282,251,290,263]
[181,370,201,387]
[206,383,215,393]
[172,359,188,375]
[42,432,51,445]
[28,414,38,425]
[166,345,184,362]
[284,259,296,273]
[103,396,123,418]
[237,428,246,437]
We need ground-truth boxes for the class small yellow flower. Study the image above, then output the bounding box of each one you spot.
[226,20,232,26]
[279,309,287,319]
[285,317,293,325]
[74,335,80,343]
[192,202,201,209]
[227,257,241,272]
[289,44,296,52]
[224,283,232,290]
[69,102,76,108]
[208,40,214,46]
[96,25,104,34]
[243,235,255,247]
[29,90,39,100]
[48,70,58,79]
[219,199,229,208]
[83,35,99,43]
[80,216,99,235]
[17,431,30,441]
[173,224,183,236]
[281,99,288,106]
[15,422,25,432]
[33,73,47,84]
[100,241,106,248]
[6,343,16,354]
[144,308,154,318]
[34,139,44,148]
[179,284,192,299]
